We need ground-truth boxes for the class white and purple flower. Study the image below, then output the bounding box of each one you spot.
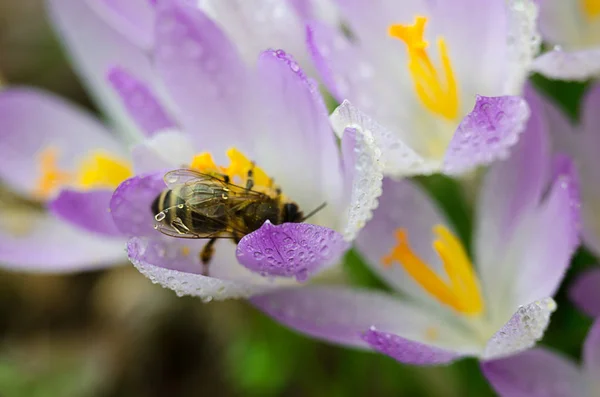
[104,1,382,301]
[533,0,600,80]
[483,319,600,396]
[252,86,580,366]
[0,0,347,273]
[308,0,539,176]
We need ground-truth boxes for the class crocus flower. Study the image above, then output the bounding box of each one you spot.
[106,1,383,301]
[308,0,539,176]
[252,87,580,365]
[0,88,133,271]
[483,319,600,396]
[532,0,600,80]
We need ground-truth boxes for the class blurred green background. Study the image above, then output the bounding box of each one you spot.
[0,1,595,396]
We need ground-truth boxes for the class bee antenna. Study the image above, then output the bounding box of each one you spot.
[301,202,327,222]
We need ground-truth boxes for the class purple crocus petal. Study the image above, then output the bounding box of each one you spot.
[153,0,252,158]
[236,221,349,282]
[128,237,272,300]
[482,298,557,360]
[0,88,125,198]
[339,127,383,241]
[482,348,586,397]
[48,0,155,141]
[510,157,580,306]
[48,189,122,236]
[532,48,600,81]
[362,328,460,366]
[110,172,166,237]
[254,49,342,217]
[443,95,530,175]
[584,319,600,378]
[331,101,434,176]
[86,0,155,49]
[252,286,469,348]
[131,130,196,174]
[0,213,125,272]
[476,86,551,294]
[569,268,600,317]
[306,20,370,104]
[107,66,176,137]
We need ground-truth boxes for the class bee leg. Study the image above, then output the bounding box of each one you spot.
[245,163,255,191]
[199,238,217,276]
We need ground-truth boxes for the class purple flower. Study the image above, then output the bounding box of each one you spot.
[252,86,580,365]
[532,0,600,80]
[309,0,539,176]
[104,1,383,301]
[0,0,347,273]
[483,319,600,396]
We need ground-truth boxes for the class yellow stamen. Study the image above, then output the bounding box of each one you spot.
[76,151,133,189]
[181,246,191,256]
[582,0,600,18]
[190,148,273,189]
[389,17,460,121]
[35,147,73,199]
[34,147,133,199]
[381,225,484,316]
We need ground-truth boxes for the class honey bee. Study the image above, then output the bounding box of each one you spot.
[151,167,325,275]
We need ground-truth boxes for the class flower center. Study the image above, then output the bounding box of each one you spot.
[389,16,460,122]
[35,146,133,199]
[190,147,274,192]
[382,225,484,316]
[582,0,600,18]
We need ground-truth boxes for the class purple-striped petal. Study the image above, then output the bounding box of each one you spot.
[569,268,600,317]
[47,0,154,141]
[482,298,557,360]
[253,49,343,217]
[306,20,369,104]
[510,157,580,306]
[339,127,383,240]
[48,189,122,236]
[86,0,155,49]
[475,85,551,271]
[128,236,272,300]
[482,348,586,397]
[153,1,252,158]
[110,172,166,237]
[0,213,125,272]
[362,328,459,366]
[532,48,600,81]
[584,319,600,379]
[236,221,349,282]
[0,88,124,198]
[251,286,467,348]
[443,95,530,175]
[107,66,176,137]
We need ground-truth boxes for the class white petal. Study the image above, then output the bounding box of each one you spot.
[330,101,438,176]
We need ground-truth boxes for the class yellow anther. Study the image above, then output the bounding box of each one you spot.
[381,225,484,316]
[389,16,460,121]
[190,152,220,173]
[34,147,132,199]
[582,0,600,18]
[181,246,191,256]
[76,151,133,190]
[35,147,73,199]
[225,148,271,187]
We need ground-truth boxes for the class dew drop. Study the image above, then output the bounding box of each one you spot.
[155,212,166,221]
[202,296,213,303]
[264,248,274,255]
[253,251,264,259]
[177,204,184,209]
[166,174,179,184]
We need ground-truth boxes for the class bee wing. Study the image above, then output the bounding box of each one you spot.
[154,220,238,240]
[163,169,214,190]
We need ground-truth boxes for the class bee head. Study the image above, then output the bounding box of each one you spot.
[283,202,303,223]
